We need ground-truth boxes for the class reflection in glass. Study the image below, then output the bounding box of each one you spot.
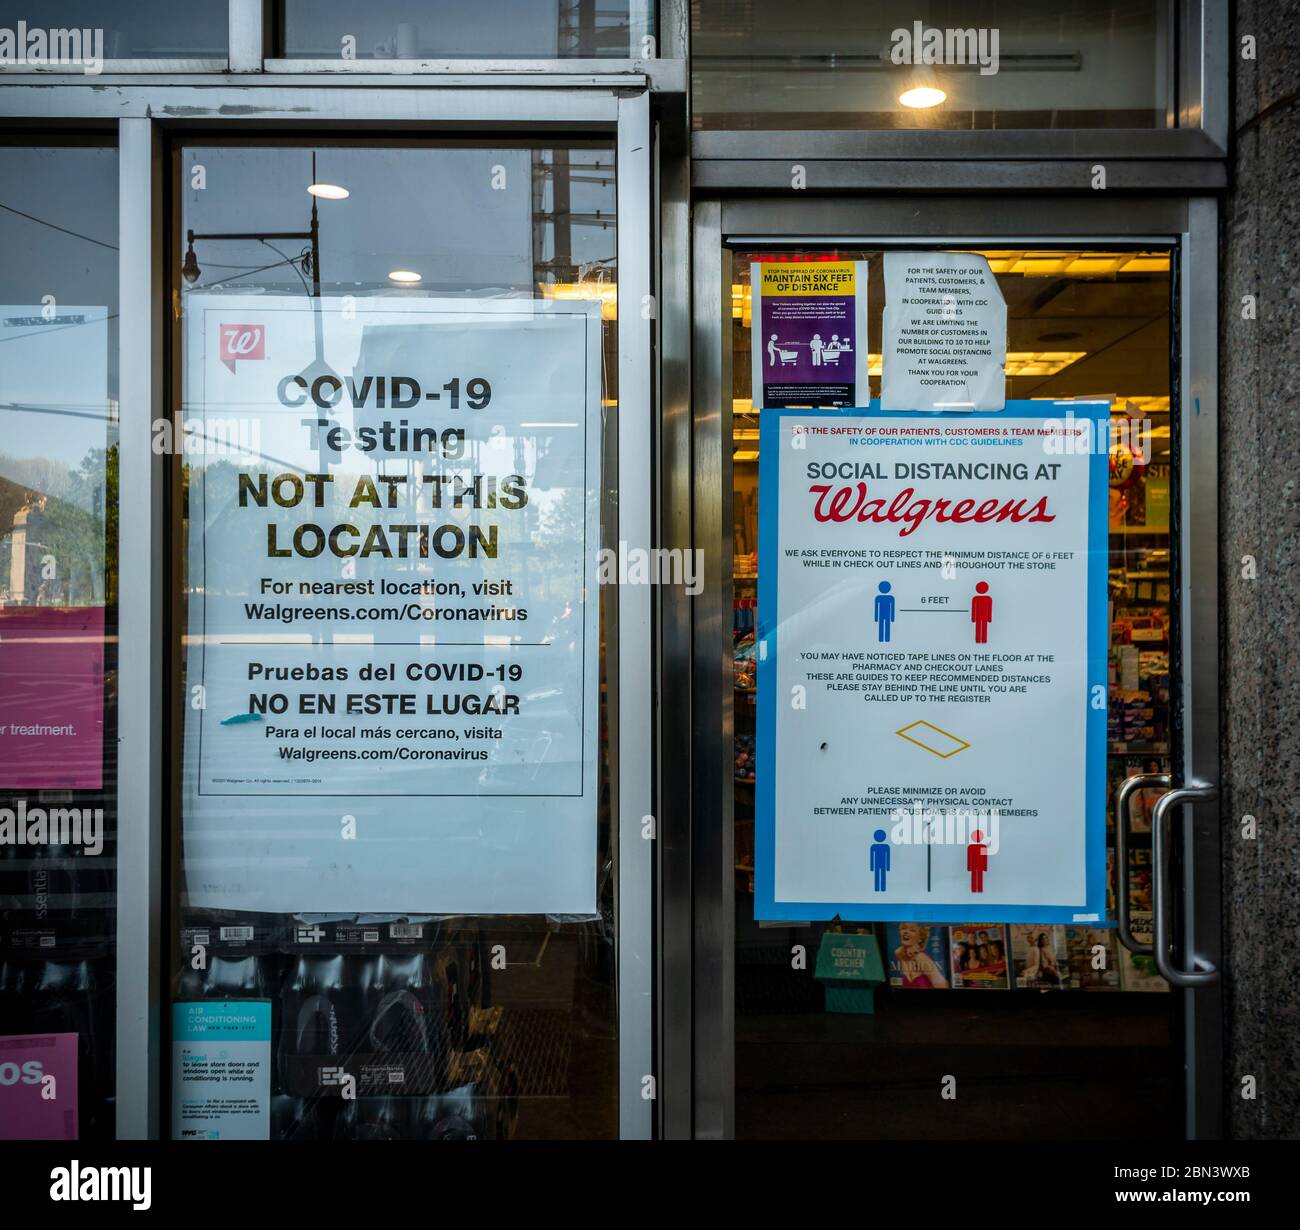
[0,2,227,60]
[693,0,1174,131]
[173,142,620,1141]
[280,0,655,59]
[0,145,119,1140]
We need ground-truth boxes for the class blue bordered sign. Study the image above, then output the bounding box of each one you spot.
[756,401,1110,924]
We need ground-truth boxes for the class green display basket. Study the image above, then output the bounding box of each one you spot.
[814,931,885,1015]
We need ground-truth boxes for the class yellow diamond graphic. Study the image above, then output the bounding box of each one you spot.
[896,720,970,759]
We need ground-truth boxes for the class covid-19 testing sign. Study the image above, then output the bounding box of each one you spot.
[756,402,1109,923]
[181,295,602,915]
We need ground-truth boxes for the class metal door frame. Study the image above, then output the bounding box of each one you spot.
[0,78,659,1141]
[689,195,1222,1140]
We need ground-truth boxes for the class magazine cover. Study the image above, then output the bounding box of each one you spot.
[1131,777,1167,834]
[1010,924,1069,989]
[949,924,1010,989]
[1118,913,1169,992]
[1127,845,1154,914]
[886,922,951,989]
[1106,846,1117,919]
[1065,926,1120,990]
[1107,756,1168,835]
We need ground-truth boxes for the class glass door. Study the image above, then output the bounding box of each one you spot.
[165,131,652,1142]
[691,199,1222,1140]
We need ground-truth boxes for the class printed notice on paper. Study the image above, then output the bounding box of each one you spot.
[755,404,1110,923]
[172,1001,271,1141]
[181,295,602,914]
[882,252,1007,412]
[751,261,870,409]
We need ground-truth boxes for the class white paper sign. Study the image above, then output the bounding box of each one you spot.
[181,295,602,914]
[756,404,1109,923]
[881,252,1007,411]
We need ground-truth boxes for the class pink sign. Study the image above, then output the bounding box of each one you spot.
[0,1032,79,1140]
[0,606,105,789]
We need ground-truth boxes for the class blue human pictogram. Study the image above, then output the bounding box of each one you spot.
[873,581,896,643]
[869,829,891,892]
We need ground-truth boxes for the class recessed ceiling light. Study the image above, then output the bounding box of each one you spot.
[388,270,422,284]
[899,85,946,109]
[308,183,349,200]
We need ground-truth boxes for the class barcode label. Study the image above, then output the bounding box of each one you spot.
[220,926,255,941]
[15,931,57,948]
[390,924,423,939]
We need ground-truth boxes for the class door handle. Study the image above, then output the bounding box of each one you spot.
[1151,783,1220,987]
[1115,772,1169,954]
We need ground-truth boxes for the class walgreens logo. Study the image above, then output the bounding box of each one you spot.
[807,482,1054,538]
[219,323,265,372]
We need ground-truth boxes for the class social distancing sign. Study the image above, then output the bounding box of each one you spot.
[756,402,1110,923]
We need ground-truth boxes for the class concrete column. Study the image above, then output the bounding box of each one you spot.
[1220,0,1300,1140]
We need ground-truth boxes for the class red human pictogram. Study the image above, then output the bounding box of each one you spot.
[971,581,993,644]
[967,829,989,894]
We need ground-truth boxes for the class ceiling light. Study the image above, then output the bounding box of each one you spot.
[1122,396,1171,413]
[1003,351,1087,377]
[308,183,349,200]
[388,270,422,284]
[899,84,946,109]
[1011,257,1070,276]
[1065,257,1124,275]
[1121,257,1171,272]
[899,65,945,109]
[541,281,618,320]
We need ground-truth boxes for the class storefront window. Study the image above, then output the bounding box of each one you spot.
[0,2,228,61]
[171,140,620,1140]
[693,1,1174,130]
[0,143,119,1141]
[731,245,1177,1138]
[278,1,656,59]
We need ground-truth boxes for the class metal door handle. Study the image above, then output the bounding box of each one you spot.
[1115,772,1169,954]
[1151,783,1220,987]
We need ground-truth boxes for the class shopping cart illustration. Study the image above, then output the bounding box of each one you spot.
[766,334,800,367]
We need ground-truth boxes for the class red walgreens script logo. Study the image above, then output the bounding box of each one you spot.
[219,323,265,372]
